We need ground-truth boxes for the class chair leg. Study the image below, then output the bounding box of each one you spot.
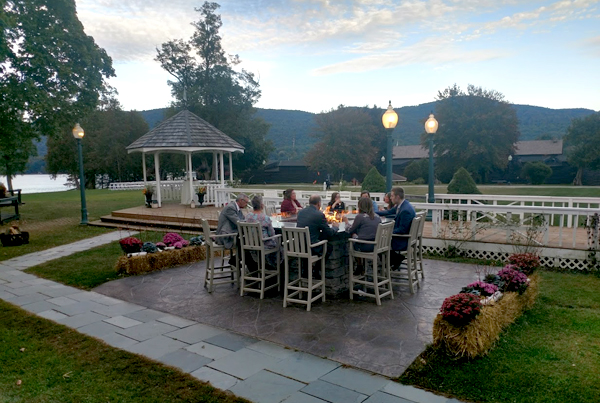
[239,249,245,296]
[321,256,326,303]
[260,253,266,300]
[373,257,381,306]
[283,257,289,308]
[307,261,313,311]
[349,253,354,300]
[387,251,394,300]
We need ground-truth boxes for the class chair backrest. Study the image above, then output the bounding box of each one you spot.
[281,227,313,258]
[408,215,422,247]
[201,219,215,248]
[417,210,426,239]
[238,221,264,250]
[374,221,394,253]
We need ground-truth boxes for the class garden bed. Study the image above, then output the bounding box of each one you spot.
[433,273,539,358]
[115,245,206,275]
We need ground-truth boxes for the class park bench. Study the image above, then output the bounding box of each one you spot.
[0,189,22,224]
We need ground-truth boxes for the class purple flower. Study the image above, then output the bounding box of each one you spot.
[163,232,184,246]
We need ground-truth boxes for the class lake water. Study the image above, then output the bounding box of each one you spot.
[0,174,74,194]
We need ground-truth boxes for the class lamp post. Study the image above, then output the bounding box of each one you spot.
[507,155,513,183]
[381,101,398,192]
[72,123,88,225]
[424,114,439,209]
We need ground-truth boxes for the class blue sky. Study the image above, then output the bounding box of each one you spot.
[76,0,600,113]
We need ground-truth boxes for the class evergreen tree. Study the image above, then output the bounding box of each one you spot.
[361,167,386,193]
[447,167,481,194]
[155,2,272,179]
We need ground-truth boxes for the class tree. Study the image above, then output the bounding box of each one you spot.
[155,2,272,179]
[404,159,429,182]
[521,162,552,185]
[447,167,481,194]
[427,84,520,183]
[563,112,600,185]
[361,167,386,193]
[305,106,379,181]
[0,0,114,189]
[46,100,149,188]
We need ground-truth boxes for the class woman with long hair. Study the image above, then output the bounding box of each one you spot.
[281,188,302,215]
[327,192,345,213]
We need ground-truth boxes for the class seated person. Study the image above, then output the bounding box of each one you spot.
[327,192,345,213]
[245,195,282,267]
[389,187,416,268]
[297,194,338,256]
[280,188,302,215]
[360,190,379,214]
[343,197,381,252]
[376,192,397,217]
[216,193,248,265]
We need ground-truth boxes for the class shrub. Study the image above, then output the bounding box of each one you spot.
[163,232,184,246]
[497,266,529,294]
[447,167,481,194]
[119,237,143,253]
[361,166,386,193]
[404,159,428,182]
[142,242,157,253]
[461,281,499,297]
[440,293,482,326]
[522,161,552,185]
[508,253,540,275]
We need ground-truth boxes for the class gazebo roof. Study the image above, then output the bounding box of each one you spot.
[127,110,244,154]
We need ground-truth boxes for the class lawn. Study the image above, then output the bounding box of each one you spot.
[398,270,600,403]
[26,231,167,290]
[0,300,248,403]
[0,189,143,261]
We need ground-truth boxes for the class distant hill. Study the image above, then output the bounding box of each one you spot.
[137,103,596,160]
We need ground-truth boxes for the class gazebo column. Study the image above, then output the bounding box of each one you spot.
[229,152,233,182]
[154,152,162,207]
[213,152,218,181]
[188,152,194,205]
[142,152,147,185]
[220,152,225,185]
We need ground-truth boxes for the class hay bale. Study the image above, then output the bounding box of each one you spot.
[115,245,206,275]
[433,273,539,358]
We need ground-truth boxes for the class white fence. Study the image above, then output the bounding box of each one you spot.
[109,181,225,205]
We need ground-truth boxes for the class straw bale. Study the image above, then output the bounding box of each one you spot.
[115,246,206,275]
[433,273,539,358]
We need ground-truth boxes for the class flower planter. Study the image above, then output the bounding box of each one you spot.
[0,232,29,247]
[115,245,206,275]
[197,193,205,207]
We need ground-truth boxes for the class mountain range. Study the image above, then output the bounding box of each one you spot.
[139,103,596,160]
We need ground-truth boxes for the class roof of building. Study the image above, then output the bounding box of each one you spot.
[392,139,563,160]
[127,110,244,153]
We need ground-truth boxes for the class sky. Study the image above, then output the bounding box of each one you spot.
[76,0,600,114]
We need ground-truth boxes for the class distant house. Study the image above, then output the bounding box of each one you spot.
[247,161,380,185]
[391,139,584,184]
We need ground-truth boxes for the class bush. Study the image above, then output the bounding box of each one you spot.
[404,159,428,182]
[163,232,184,246]
[440,293,482,326]
[461,281,499,297]
[497,266,529,294]
[447,167,481,194]
[361,166,386,193]
[119,237,143,254]
[508,253,540,275]
[522,161,552,185]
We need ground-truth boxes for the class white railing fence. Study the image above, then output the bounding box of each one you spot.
[109,181,225,205]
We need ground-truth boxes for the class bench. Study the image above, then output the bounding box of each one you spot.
[0,194,20,224]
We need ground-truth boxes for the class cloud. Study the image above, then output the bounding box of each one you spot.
[311,36,506,75]
[580,35,600,57]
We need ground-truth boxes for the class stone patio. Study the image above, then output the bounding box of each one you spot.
[94,257,480,377]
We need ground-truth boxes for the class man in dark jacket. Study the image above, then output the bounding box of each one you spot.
[389,187,415,267]
[297,194,338,255]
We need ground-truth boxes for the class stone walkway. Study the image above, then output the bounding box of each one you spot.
[0,232,462,403]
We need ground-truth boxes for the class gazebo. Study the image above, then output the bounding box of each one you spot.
[126,110,244,207]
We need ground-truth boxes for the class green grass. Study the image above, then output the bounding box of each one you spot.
[0,189,143,261]
[398,271,600,403]
[25,231,166,290]
[0,300,248,403]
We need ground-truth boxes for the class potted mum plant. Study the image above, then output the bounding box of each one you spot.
[119,237,143,254]
[197,186,207,207]
[142,185,154,208]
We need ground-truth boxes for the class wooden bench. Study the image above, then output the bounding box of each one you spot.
[0,192,20,224]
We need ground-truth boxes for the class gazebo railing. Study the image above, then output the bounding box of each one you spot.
[109,180,225,205]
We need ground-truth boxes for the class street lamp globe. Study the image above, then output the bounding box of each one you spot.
[381,101,398,129]
[72,123,85,139]
[508,155,513,162]
[424,114,438,134]
[381,156,385,163]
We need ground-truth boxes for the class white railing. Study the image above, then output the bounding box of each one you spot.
[413,202,600,250]
[109,180,225,205]
[433,194,600,228]
[213,188,387,207]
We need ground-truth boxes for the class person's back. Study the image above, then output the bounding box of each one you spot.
[216,194,249,249]
[296,195,337,246]
[390,187,415,252]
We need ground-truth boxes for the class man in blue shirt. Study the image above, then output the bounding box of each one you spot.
[389,187,416,268]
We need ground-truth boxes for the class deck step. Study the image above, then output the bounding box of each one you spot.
[88,220,209,234]
[93,215,217,232]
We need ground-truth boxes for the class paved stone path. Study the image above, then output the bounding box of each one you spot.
[0,232,462,403]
